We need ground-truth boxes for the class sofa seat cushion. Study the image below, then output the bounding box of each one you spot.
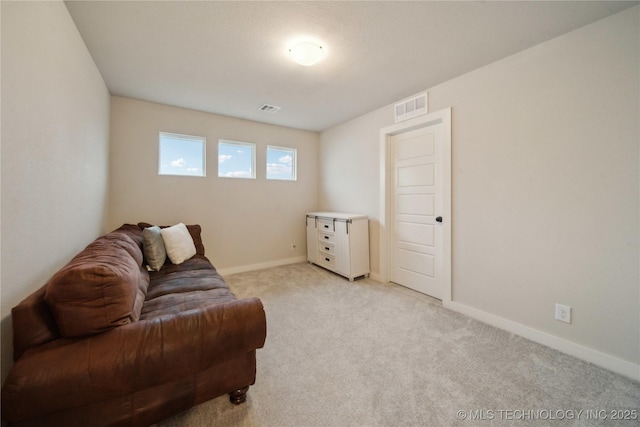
[141,256,237,320]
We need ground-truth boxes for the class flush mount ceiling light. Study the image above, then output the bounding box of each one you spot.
[288,41,325,66]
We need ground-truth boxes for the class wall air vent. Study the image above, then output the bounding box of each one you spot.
[259,104,281,113]
[394,93,428,123]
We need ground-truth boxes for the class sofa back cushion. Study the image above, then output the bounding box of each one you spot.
[44,232,147,338]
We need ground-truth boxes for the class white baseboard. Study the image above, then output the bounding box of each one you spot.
[369,272,385,283]
[444,300,640,382]
[217,256,307,277]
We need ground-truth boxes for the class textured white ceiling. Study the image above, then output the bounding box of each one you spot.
[65,1,637,132]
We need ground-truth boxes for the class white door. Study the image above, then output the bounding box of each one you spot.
[390,124,444,299]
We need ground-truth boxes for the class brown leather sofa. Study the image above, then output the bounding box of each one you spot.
[1,223,267,427]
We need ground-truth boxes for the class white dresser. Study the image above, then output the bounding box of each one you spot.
[306,212,370,281]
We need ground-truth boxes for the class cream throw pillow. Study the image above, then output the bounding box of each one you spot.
[161,223,197,264]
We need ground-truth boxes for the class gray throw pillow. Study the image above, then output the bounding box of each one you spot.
[142,226,166,271]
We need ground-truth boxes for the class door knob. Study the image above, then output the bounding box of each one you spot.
[436,216,443,223]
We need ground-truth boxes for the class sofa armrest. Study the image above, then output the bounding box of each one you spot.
[135,296,267,382]
[2,297,267,422]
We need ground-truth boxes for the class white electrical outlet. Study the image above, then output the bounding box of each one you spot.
[555,303,571,324]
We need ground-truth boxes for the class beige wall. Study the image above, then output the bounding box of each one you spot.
[319,7,639,375]
[109,97,318,273]
[1,0,111,381]
[319,108,390,276]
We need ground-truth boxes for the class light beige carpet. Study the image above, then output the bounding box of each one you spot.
[156,262,639,426]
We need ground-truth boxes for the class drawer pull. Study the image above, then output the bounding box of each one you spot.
[325,257,330,262]
[324,235,329,240]
[325,247,330,251]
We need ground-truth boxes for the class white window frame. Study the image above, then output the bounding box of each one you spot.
[158,132,206,177]
[218,139,256,179]
[266,145,297,181]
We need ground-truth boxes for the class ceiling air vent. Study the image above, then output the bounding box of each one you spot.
[259,104,281,114]
[394,94,428,123]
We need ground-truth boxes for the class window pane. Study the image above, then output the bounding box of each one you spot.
[218,140,256,179]
[266,146,296,181]
[159,132,205,177]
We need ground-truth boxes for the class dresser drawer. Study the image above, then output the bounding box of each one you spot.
[318,232,335,244]
[318,242,335,255]
[318,253,336,268]
[317,219,335,233]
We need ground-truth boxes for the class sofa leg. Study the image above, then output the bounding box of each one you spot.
[229,386,250,404]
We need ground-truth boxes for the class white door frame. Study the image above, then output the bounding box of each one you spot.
[379,108,451,304]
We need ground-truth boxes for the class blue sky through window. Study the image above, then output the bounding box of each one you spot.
[218,140,255,179]
[159,133,205,176]
[267,146,296,180]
